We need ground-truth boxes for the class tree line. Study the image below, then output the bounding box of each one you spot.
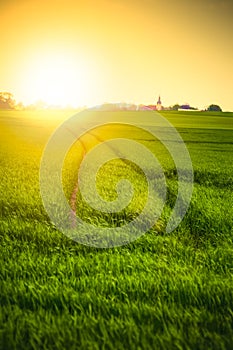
[170,103,222,112]
[0,91,223,112]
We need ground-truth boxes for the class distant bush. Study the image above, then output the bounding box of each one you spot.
[207,104,222,112]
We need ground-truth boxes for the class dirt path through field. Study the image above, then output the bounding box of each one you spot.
[68,127,137,227]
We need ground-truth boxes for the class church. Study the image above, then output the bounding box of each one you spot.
[139,95,163,111]
[156,95,162,110]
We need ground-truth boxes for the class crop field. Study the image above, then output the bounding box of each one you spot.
[0,109,233,349]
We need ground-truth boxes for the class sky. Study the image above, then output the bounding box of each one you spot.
[0,0,233,110]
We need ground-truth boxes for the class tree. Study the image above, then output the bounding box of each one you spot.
[207,104,222,112]
[170,104,180,110]
[0,92,16,109]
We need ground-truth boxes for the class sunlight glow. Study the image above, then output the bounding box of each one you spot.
[24,53,92,107]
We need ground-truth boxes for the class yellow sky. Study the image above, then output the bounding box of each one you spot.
[0,0,232,110]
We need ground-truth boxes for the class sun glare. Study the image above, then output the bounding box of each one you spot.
[24,53,92,107]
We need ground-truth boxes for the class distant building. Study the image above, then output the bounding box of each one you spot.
[156,95,162,111]
[178,103,198,111]
[137,95,164,111]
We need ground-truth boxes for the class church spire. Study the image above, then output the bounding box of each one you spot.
[156,95,162,110]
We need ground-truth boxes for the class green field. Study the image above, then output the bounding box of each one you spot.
[0,109,233,349]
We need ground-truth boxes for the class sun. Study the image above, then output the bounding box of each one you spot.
[23,52,92,107]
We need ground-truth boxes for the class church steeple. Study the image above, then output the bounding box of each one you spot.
[156,95,162,110]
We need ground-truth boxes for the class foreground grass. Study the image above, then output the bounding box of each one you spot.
[0,110,233,349]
